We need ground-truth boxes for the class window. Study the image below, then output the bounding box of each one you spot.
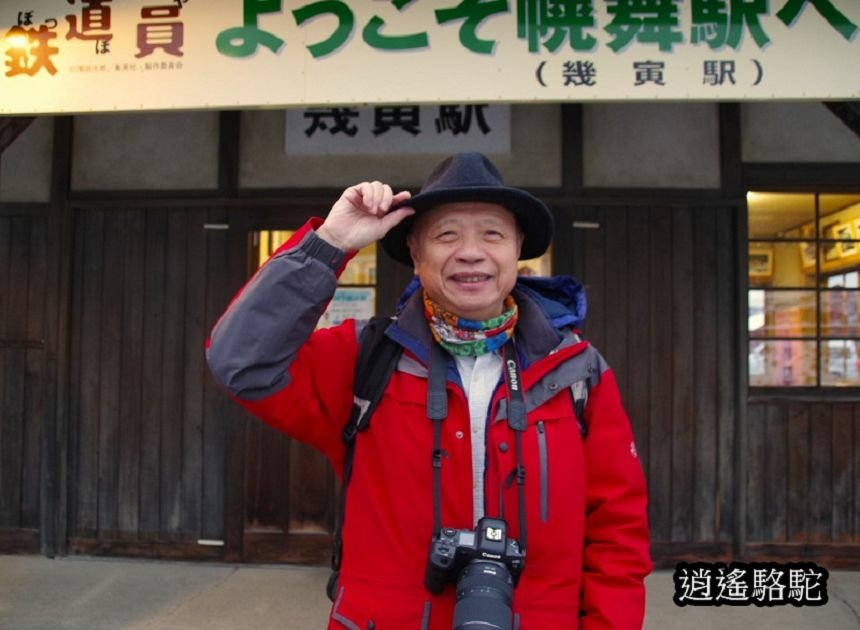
[747,192,860,387]
[518,246,552,277]
[250,230,377,328]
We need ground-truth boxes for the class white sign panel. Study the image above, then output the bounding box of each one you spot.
[0,1,858,115]
[285,105,510,155]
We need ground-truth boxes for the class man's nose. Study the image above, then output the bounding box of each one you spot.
[454,233,486,262]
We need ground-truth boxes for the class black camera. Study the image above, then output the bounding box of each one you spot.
[425,517,525,630]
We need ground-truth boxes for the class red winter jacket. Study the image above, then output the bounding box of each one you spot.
[207,220,651,629]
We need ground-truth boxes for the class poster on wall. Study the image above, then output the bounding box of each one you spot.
[318,288,375,329]
[1,1,858,115]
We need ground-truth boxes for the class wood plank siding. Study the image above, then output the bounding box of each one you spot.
[66,207,239,557]
[572,204,739,564]
[0,213,48,553]
[745,400,860,566]
[3,198,858,566]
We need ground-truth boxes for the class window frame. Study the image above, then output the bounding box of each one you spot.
[746,190,860,390]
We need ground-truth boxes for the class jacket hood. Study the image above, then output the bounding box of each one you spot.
[395,274,587,331]
[515,275,587,330]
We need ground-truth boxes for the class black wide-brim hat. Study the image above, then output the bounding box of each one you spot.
[381,152,554,266]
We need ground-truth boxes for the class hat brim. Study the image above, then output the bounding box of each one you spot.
[381,186,554,266]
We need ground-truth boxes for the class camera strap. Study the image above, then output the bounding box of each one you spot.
[502,339,528,554]
[428,341,450,536]
[427,338,528,553]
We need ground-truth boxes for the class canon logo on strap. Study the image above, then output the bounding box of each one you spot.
[506,359,519,391]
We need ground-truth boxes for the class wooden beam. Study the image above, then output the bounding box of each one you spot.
[823,102,860,139]
[0,117,35,155]
[0,528,40,554]
[745,543,860,568]
[719,103,743,197]
[43,116,74,558]
[560,103,583,196]
[68,537,224,561]
[649,542,734,569]
[0,339,44,349]
[744,163,860,188]
[242,532,331,565]
[218,111,241,196]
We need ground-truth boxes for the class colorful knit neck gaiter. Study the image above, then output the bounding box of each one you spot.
[423,292,518,357]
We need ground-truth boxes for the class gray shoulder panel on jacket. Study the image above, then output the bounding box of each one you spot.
[495,344,604,421]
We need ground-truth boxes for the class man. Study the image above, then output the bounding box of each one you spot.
[207,153,651,629]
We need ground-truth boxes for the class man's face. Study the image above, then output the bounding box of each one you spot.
[407,201,523,321]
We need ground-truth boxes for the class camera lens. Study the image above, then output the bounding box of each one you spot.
[452,560,514,630]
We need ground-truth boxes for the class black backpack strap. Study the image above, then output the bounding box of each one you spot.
[571,379,590,439]
[343,316,402,442]
[327,316,402,602]
[567,332,595,439]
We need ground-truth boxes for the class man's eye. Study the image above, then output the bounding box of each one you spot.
[436,231,457,240]
[486,230,503,239]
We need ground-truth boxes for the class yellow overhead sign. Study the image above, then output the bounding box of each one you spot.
[1,1,858,114]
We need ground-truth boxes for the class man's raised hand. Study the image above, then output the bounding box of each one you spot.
[316,181,413,251]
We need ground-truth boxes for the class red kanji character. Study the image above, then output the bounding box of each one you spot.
[66,0,114,42]
[4,25,60,77]
[136,5,184,58]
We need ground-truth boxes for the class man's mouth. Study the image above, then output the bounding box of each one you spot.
[450,273,492,283]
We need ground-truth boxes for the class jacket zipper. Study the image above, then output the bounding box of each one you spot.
[536,421,549,522]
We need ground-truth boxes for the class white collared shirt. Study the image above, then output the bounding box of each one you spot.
[454,351,504,525]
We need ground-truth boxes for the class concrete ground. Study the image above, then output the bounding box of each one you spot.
[0,554,858,629]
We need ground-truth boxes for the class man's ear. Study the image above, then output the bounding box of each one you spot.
[407,232,420,267]
[516,228,525,257]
